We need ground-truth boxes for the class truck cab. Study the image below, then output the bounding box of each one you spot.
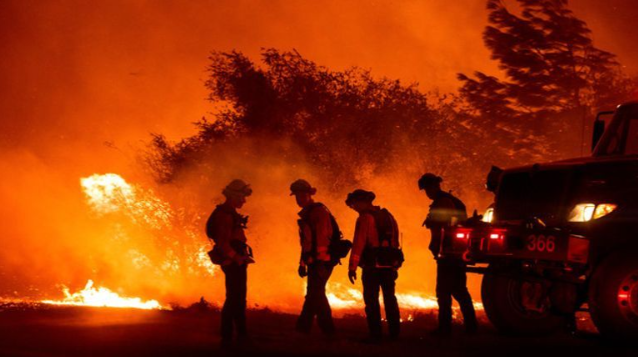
[444,102,638,338]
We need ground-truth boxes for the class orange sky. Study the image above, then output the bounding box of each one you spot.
[2,0,636,161]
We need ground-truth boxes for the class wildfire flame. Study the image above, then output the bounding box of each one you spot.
[80,173,173,229]
[66,173,482,315]
[36,173,208,311]
[326,283,483,312]
[41,280,163,310]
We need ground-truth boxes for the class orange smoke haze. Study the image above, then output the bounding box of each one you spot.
[1,0,638,310]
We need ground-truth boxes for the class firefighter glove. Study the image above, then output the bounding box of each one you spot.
[348,270,357,284]
[298,265,308,278]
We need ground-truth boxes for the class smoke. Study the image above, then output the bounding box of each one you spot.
[137,133,491,309]
[0,133,488,309]
[0,149,104,299]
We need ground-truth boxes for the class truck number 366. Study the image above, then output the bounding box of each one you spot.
[526,235,556,253]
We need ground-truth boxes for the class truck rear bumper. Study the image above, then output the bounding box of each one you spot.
[440,224,590,265]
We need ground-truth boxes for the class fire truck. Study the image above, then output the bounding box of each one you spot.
[444,101,638,338]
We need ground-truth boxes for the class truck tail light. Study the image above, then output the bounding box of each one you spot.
[454,228,472,240]
[489,229,506,240]
[486,228,506,252]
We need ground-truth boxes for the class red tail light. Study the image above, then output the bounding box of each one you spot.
[455,228,472,239]
[486,228,506,253]
[489,229,506,240]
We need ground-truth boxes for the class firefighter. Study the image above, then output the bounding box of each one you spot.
[346,189,402,342]
[291,179,336,335]
[419,173,477,336]
[205,179,254,347]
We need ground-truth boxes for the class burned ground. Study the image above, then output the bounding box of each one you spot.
[0,305,634,357]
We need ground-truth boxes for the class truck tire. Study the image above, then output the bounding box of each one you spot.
[481,272,566,335]
[589,251,638,340]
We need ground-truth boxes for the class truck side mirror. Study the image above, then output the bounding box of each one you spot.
[592,110,615,152]
[592,120,605,152]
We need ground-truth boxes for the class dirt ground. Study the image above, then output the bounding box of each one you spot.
[0,304,636,357]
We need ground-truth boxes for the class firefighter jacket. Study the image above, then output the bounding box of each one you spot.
[206,203,249,264]
[349,206,399,271]
[424,191,467,257]
[298,202,333,265]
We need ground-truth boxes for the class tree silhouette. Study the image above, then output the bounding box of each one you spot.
[458,0,635,154]
[146,11,636,193]
[148,49,461,187]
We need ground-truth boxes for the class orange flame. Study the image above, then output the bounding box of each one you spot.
[68,172,482,314]
[41,280,164,310]
[325,283,483,312]
[80,173,173,229]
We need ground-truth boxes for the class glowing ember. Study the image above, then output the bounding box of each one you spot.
[195,246,217,276]
[81,173,134,214]
[396,293,439,310]
[326,285,363,309]
[80,173,173,229]
[42,280,163,310]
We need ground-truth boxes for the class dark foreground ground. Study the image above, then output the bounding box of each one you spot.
[0,304,636,357]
